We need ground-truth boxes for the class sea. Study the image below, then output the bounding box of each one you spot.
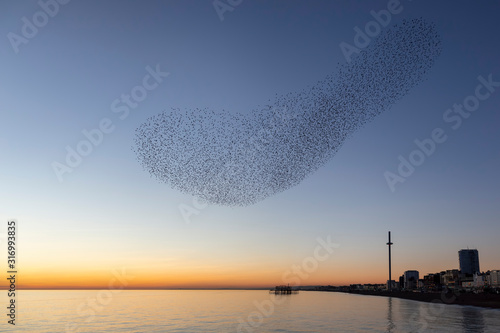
[4,290,500,332]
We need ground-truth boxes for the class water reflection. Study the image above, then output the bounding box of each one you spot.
[387,297,396,332]
[461,306,485,333]
[15,290,500,332]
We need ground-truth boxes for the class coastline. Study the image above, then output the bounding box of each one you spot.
[313,290,500,309]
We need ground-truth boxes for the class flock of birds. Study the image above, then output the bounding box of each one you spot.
[134,18,442,206]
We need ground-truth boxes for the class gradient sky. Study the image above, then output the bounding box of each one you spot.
[1,0,499,289]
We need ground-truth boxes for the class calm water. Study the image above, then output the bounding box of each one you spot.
[4,290,500,332]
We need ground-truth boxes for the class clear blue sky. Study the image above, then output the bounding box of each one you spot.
[0,0,499,287]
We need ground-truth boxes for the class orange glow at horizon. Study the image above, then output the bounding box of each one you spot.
[4,264,397,290]
[7,233,487,290]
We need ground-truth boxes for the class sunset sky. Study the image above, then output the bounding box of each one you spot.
[1,0,499,289]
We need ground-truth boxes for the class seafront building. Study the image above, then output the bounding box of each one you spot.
[327,245,499,293]
[488,270,500,287]
[403,270,419,290]
[423,273,441,291]
[394,249,499,292]
[459,249,480,275]
[442,269,461,288]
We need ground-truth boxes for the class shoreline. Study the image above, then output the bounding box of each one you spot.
[314,290,500,309]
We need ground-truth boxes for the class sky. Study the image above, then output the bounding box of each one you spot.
[0,0,499,289]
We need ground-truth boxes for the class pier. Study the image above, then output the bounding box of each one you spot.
[270,285,298,294]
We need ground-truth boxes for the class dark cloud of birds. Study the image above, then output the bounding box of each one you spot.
[133,18,442,206]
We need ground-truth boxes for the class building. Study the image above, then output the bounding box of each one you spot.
[404,270,419,290]
[459,249,480,276]
[417,279,425,289]
[441,269,460,289]
[473,273,486,289]
[462,280,474,290]
[423,273,441,291]
[386,280,397,290]
[488,270,500,288]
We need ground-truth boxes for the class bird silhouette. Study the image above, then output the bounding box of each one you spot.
[133,18,442,206]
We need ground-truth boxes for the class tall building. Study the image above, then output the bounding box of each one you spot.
[404,270,419,290]
[459,249,480,275]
